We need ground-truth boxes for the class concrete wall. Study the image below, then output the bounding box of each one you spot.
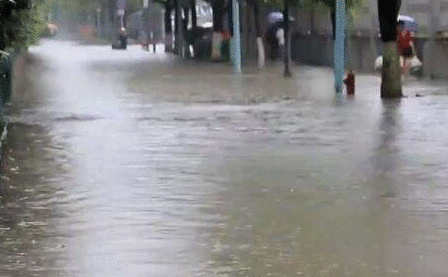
[289,0,380,72]
[286,0,448,76]
[423,38,448,78]
[291,34,381,72]
[291,34,333,67]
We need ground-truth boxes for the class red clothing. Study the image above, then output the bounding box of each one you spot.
[397,30,414,57]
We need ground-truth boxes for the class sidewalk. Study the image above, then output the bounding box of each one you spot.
[127,47,448,106]
[128,53,387,105]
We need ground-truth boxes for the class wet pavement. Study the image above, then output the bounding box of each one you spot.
[1,39,448,276]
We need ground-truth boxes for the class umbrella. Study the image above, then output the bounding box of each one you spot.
[398,15,418,33]
[268,12,283,24]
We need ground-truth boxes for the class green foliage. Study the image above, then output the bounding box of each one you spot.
[10,7,42,51]
[0,0,39,51]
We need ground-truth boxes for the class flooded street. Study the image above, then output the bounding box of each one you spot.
[1,39,448,276]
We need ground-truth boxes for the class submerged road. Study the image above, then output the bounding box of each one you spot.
[0,39,448,276]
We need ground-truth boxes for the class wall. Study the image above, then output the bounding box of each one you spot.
[291,33,382,72]
[423,38,448,78]
[287,0,448,74]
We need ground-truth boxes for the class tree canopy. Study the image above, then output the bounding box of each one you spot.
[0,0,40,51]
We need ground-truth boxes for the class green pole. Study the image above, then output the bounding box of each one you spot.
[334,0,345,93]
[232,0,242,74]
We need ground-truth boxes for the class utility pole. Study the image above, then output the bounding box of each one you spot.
[232,0,242,74]
[143,0,149,45]
[96,3,101,37]
[283,4,291,77]
[334,0,345,94]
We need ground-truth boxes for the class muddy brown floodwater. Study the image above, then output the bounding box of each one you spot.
[0,40,448,276]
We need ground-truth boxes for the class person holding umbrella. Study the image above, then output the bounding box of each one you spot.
[265,12,283,61]
[275,22,285,61]
[397,15,420,75]
[397,21,414,74]
[374,15,422,75]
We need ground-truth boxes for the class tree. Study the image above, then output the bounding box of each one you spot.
[265,0,298,77]
[377,0,401,98]
[164,1,173,52]
[249,0,264,68]
[190,0,197,29]
[0,0,40,51]
[154,0,197,54]
[307,0,402,98]
[152,0,174,52]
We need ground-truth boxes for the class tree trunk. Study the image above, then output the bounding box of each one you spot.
[191,0,197,29]
[182,5,189,57]
[253,1,262,37]
[381,41,402,98]
[211,1,225,60]
[0,24,5,51]
[212,1,224,32]
[330,4,336,40]
[378,0,402,98]
[243,0,252,62]
[283,4,292,77]
[164,2,173,52]
[174,0,180,54]
[253,0,265,68]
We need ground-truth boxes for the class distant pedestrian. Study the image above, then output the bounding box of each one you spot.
[276,26,285,61]
[119,27,127,49]
[265,22,281,60]
[140,30,149,51]
[150,32,156,53]
[397,21,415,74]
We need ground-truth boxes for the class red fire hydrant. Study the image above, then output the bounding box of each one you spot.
[343,70,355,96]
